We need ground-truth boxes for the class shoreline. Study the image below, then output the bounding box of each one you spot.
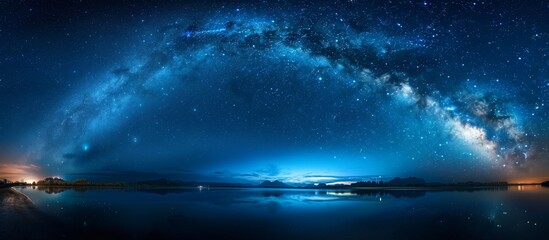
[0,187,39,212]
[0,187,37,238]
[0,188,63,239]
[10,187,37,205]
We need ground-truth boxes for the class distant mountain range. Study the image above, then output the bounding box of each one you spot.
[258,180,291,188]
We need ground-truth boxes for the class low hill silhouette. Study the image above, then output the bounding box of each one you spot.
[258,180,290,188]
[388,177,426,186]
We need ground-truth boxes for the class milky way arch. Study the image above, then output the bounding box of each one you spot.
[26,9,536,182]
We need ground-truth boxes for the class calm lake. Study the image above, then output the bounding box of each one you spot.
[16,185,549,239]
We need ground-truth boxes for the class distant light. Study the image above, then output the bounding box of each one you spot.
[327,191,357,196]
[326,181,354,186]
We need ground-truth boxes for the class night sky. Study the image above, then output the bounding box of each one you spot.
[1,0,548,184]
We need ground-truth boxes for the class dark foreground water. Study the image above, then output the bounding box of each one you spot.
[14,185,549,240]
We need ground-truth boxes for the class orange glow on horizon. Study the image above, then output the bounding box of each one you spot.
[509,176,549,184]
[0,163,43,183]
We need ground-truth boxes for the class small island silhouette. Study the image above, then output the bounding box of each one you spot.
[258,180,291,188]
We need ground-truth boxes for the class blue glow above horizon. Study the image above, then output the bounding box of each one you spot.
[209,152,395,184]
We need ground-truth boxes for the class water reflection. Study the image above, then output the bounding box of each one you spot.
[261,191,284,198]
[38,186,72,194]
[13,185,549,239]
